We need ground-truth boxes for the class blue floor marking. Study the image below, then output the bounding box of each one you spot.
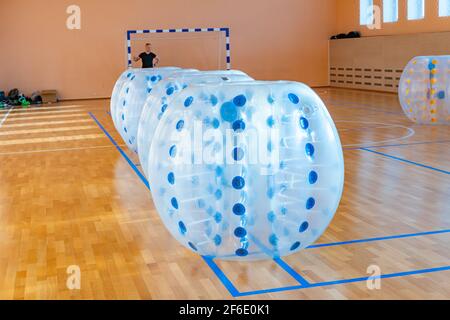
[273,258,310,287]
[90,113,150,190]
[250,235,311,286]
[236,265,450,297]
[202,257,240,297]
[308,228,450,249]
[90,112,239,296]
[92,110,450,297]
[361,148,450,175]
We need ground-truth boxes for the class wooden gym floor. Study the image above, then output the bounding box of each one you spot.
[0,88,449,300]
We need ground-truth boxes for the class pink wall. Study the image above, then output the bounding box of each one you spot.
[337,0,450,36]
[0,0,337,100]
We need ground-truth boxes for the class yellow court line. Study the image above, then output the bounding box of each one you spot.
[4,113,89,122]
[0,119,93,129]
[0,125,98,136]
[0,133,106,146]
[6,108,86,118]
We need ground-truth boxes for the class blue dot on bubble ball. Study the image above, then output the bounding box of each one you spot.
[178,221,187,235]
[166,87,175,96]
[212,118,220,129]
[300,117,309,130]
[428,63,436,70]
[214,212,222,223]
[184,96,194,107]
[214,235,222,246]
[309,171,318,184]
[171,197,179,210]
[168,172,175,185]
[215,166,224,177]
[233,95,247,107]
[232,147,244,161]
[161,104,168,113]
[188,242,197,251]
[210,95,218,106]
[232,120,246,132]
[233,203,246,216]
[214,189,223,200]
[306,197,316,210]
[267,211,276,222]
[151,76,157,82]
[269,234,278,246]
[176,120,184,131]
[299,221,309,233]
[232,176,245,190]
[288,93,300,104]
[236,248,249,257]
[267,188,275,199]
[234,227,247,238]
[267,116,276,127]
[437,91,445,99]
[305,143,315,157]
[169,145,177,157]
[290,242,301,251]
[220,102,238,123]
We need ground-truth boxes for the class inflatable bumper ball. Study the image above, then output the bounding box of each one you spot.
[147,81,344,260]
[399,56,450,125]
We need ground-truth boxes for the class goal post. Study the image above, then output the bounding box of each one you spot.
[126,27,231,70]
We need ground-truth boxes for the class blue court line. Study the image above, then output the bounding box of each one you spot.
[236,265,450,297]
[308,228,450,249]
[361,148,450,175]
[89,111,239,296]
[344,139,450,151]
[89,112,150,189]
[249,235,311,286]
[202,257,240,297]
[273,258,310,287]
[91,110,450,297]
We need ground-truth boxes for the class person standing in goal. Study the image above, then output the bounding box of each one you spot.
[133,43,160,68]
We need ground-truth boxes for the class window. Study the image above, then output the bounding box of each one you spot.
[360,0,374,25]
[383,0,399,22]
[439,0,450,17]
[407,0,425,20]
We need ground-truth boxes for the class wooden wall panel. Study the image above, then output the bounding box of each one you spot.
[329,31,450,92]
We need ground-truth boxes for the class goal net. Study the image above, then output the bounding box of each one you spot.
[128,29,228,70]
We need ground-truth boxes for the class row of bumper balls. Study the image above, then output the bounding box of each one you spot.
[111,67,345,261]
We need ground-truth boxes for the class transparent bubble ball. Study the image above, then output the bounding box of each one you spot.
[399,56,450,125]
[147,81,344,260]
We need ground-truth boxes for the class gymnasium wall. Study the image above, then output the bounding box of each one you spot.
[336,0,450,36]
[0,0,337,100]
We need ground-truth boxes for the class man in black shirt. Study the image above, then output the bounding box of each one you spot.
[133,43,160,68]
